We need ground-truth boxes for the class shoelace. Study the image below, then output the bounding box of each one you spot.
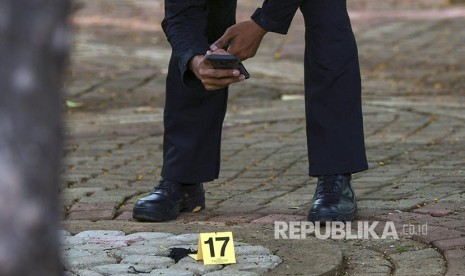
[318,175,343,197]
[150,180,174,194]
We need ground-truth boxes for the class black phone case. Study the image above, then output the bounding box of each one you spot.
[207,55,250,79]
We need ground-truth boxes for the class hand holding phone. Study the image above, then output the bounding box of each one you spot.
[206,54,250,79]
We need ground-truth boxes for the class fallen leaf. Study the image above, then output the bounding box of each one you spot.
[66,100,83,108]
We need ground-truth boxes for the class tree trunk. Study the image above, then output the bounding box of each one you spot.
[0,1,70,275]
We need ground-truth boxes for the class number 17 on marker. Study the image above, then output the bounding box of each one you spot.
[189,232,236,265]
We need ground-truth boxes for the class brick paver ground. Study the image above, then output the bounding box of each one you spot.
[62,1,465,275]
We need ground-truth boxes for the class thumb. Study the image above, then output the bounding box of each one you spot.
[210,33,232,51]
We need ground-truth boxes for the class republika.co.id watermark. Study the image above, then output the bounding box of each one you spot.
[274,221,428,240]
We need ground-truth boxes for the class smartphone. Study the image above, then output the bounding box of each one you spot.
[206,54,250,79]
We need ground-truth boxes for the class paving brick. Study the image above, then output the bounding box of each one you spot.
[250,214,307,224]
[374,212,434,223]
[115,211,133,221]
[68,203,118,213]
[207,213,263,224]
[214,203,264,214]
[176,212,216,223]
[433,237,465,252]
[118,203,135,212]
[413,202,461,217]
[67,209,116,221]
[67,203,118,221]
[79,195,126,204]
[411,226,464,244]
[444,249,465,276]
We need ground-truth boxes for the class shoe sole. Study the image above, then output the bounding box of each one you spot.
[307,207,357,223]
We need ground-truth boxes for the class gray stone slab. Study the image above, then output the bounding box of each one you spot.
[62,236,86,246]
[177,257,197,264]
[219,254,283,274]
[235,245,272,256]
[170,262,223,275]
[73,243,126,253]
[203,271,260,276]
[62,248,94,259]
[91,264,152,275]
[149,268,195,276]
[66,254,117,271]
[126,232,174,240]
[222,261,279,274]
[132,239,183,248]
[166,233,200,243]
[120,255,174,269]
[76,230,125,239]
[110,245,170,258]
[60,230,72,237]
[76,269,103,276]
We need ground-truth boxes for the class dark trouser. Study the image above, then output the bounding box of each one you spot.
[161,0,368,183]
[300,0,368,176]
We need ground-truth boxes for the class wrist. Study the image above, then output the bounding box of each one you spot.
[251,20,267,37]
[189,55,204,78]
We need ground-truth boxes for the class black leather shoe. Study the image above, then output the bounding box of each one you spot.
[132,179,205,222]
[307,174,356,222]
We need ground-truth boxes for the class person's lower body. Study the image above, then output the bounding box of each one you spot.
[133,0,369,223]
[133,57,228,221]
[133,1,238,222]
[300,0,368,222]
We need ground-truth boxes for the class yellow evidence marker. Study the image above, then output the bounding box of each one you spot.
[189,232,236,265]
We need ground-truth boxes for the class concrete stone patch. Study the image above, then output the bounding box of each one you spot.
[126,232,175,240]
[92,264,152,275]
[203,271,260,276]
[170,262,223,275]
[76,230,125,239]
[166,233,200,243]
[65,254,118,272]
[63,230,283,275]
[149,268,195,275]
[76,270,104,276]
[235,245,272,256]
[110,245,170,258]
[62,236,87,246]
[88,235,144,246]
[120,255,174,269]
